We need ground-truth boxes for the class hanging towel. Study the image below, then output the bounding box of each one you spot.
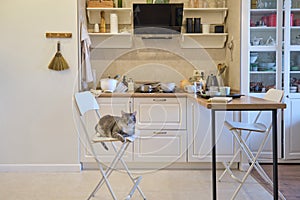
[81,22,93,83]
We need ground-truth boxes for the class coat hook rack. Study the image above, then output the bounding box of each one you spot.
[45,32,72,38]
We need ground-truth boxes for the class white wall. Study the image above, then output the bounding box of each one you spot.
[0,0,80,171]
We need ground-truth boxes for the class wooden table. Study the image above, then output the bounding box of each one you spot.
[195,95,286,200]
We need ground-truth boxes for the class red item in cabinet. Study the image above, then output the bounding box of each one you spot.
[291,14,294,26]
[262,16,269,26]
[268,14,276,27]
[295,19,300,26]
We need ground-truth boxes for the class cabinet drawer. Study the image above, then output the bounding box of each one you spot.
[134,97,186,130]
[134,130,187,162]
[97,97,133,115]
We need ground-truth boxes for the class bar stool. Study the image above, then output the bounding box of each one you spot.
[218,89,285,200]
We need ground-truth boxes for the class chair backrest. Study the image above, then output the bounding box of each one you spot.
[74,91,99,116]
[263,88,284,103]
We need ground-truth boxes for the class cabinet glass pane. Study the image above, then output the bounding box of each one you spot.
[250,51,277,93]
[292,0,300,8]
[290,51,300,93]
[250,0,278,46]
[291,8,300,45]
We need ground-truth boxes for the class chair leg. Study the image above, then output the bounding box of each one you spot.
[87,154,119,200]
[219,130,252,182]
[89,141,129,199]
[112,143,147,200]
[230,130,286,200]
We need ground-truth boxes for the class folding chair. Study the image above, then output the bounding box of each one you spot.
[218,89,285,200]
[74,91,146,200]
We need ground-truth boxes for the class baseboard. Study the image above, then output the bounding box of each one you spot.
[0,164,82,172]
[82,162,238,170]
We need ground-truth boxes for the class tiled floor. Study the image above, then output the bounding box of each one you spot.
[0,169,272,200]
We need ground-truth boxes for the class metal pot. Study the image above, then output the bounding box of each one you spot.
[138,83,159,93]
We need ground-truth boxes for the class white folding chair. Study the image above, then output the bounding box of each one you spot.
[74,91,146,200]
[218,89,285,200]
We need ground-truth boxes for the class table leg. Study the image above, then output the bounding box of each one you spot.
[272,109,278,200]
[212,110,217,200]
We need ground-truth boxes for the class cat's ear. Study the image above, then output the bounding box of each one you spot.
[132,111,137,116]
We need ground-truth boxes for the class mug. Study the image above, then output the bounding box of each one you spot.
[184,85,196,93]
[219,86,230,96]
[202,24,210,34]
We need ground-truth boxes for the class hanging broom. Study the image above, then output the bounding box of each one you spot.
[48,41,70,71]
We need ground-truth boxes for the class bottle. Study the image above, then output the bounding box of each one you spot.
[128,78,135,92]
[94,23,99,33]
[100,11,106,33]
[122,75,128,87]
[118,0,122,8]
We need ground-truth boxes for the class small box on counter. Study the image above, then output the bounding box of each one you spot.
[214,25,224,33]
[87,0,114,8]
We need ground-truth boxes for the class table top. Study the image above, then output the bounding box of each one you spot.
[194,95,286,110]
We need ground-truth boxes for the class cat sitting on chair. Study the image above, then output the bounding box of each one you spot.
[95,111,137,150]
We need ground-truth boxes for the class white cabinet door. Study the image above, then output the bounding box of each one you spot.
[134,97,187,130]
[134,130,187,163]
[80,97,134,164]
[284,98,300,159]
[187,98,235,162]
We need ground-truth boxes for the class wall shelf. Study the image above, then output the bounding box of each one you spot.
[183,8,228,24]
[181,33,228,49]
[86,6,228,49]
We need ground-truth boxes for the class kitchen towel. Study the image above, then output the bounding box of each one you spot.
[81,21,93,84]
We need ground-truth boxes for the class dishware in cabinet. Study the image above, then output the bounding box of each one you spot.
[242,0,284,96]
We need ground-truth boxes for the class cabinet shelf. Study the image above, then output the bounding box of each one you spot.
[250,8,277,14]
[250,26,277,30]
[86,7,132,25]
[249,46,277,51]
[88,32,131,36]
[183,8,228,24]
[86,7,132,11]
[250,71,276,74]
[181,33,228,48]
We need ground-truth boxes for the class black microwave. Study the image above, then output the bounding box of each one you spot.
[133,3,184,34]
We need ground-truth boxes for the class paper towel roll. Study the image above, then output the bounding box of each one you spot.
[110,13,118,33]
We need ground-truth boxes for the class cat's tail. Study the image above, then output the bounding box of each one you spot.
[95,125,109,151]
[101,142,109,151]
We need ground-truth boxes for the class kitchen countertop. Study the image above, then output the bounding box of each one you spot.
[96,91,189,98]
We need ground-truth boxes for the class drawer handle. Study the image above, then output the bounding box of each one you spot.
[153,99,167,102]
[153,131,167,135]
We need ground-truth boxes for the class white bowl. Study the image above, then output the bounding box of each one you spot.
[250,55,258,64]
[160,82,176,92]
[100,78,118,92]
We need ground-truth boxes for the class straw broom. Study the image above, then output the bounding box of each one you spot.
[48,41,70,71]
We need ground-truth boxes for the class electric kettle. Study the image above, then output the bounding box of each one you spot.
[206,74,219,91]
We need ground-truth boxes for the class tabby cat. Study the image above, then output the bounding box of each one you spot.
[95,111,137,150]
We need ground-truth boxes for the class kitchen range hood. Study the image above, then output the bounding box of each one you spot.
[133,3,183,35]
